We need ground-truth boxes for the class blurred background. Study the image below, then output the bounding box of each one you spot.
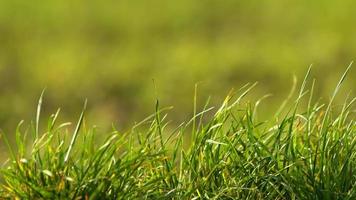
[0,0,355,136]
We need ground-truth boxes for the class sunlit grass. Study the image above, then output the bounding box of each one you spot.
[0,66,355,199]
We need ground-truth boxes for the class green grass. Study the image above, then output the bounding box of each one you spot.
[0,67,355,199]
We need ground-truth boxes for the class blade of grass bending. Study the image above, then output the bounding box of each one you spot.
[0,130,16,161]
[35,89,45,139]
[320,61,353,134]
[284,66,312,167]
[215,83,251,117]
[215,82,257,118]
[132,106,173,130]
[320,62,353,150]
[64,99,87,163]
[192,83,198,142]
[275,75,298,118]
[154,99,173,181]
[315,61,353,188]
[15,120,25,157]
[48,108,61,132]
[155,99,164,147]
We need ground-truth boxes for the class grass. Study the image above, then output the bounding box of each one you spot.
[0,66,355,199]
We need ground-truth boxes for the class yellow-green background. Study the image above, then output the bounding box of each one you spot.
[0,0,355,134]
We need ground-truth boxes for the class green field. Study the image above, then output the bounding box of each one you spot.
[0,1,355,199]
[0,0,355,133]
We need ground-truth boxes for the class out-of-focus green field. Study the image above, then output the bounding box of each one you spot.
[0,0,355,132]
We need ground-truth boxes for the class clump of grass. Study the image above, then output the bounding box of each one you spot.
[0,66,355,199]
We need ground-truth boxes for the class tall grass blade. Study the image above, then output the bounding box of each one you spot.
[64,99,87,163]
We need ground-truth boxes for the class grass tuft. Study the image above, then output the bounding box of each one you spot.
[0,68,355,199]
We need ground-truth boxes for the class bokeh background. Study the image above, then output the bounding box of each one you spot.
[0,0,355,135]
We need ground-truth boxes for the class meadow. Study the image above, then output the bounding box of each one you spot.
[0,1,355,199]
[0,0,355,133]
[0,66,354,199]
